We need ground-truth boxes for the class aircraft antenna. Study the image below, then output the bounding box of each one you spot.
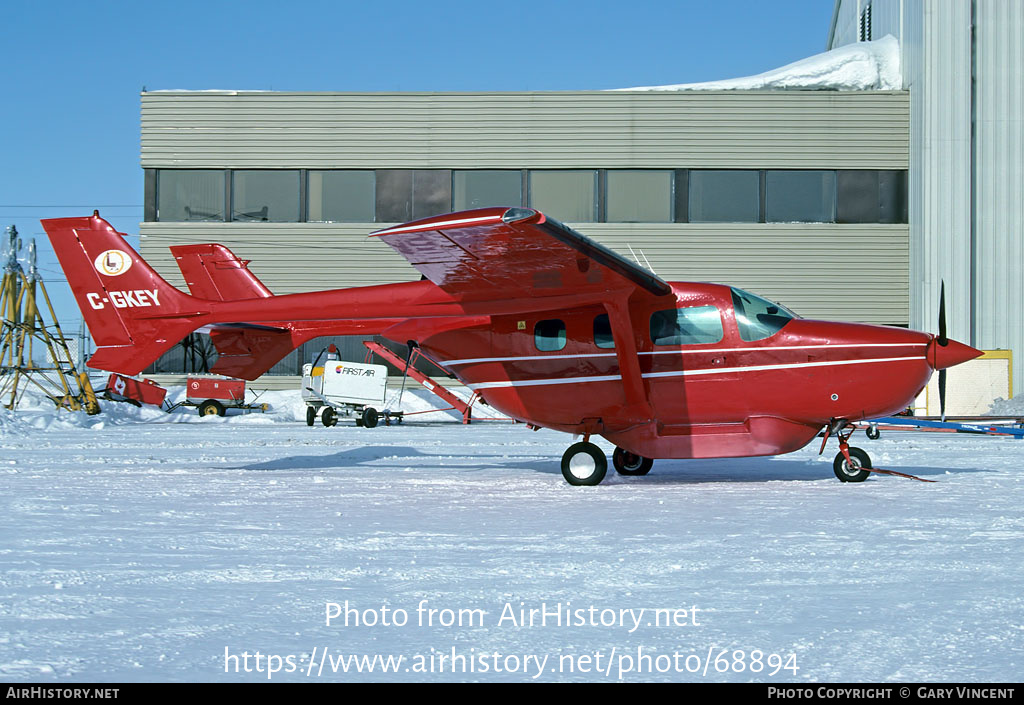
[628,244,658,277]
[638,249,657,276]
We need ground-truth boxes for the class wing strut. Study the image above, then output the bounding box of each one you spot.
[603,295,652,423]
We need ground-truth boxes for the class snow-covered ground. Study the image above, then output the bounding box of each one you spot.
[1,386,1022,682]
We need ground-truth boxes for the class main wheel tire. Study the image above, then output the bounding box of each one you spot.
[833,447,871,482]
[306,405,317,426]
[198,400,225,417]
[866,426,881,440]
[612,447,653,476]
[362,407,379,429]
[322,407,337,427]
[561,442,608,486]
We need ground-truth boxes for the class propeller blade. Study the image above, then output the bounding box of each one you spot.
[938,280,947,346]
[939,368,947,423]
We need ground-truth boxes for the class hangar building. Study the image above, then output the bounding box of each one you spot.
[136,1,1020,395]
[138,91,909,382]
[828,0,1023,397]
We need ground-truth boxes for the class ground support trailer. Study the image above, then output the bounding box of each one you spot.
[100,373,268,417]
[302,357,395,428]
[167,375,269,417]
[101,373,168,408]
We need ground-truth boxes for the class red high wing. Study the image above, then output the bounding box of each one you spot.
[372,207,671,301]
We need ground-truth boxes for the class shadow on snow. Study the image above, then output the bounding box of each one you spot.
[232,445,985,484]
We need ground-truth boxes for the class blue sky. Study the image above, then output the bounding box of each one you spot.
[1,0,834,328]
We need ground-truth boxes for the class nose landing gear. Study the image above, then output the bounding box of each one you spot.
[822,419,872,482]
[821,418,935,483]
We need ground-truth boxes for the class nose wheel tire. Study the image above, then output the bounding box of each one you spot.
[612,447,653,476]
[833,447,871,482]
[561,442,608,486]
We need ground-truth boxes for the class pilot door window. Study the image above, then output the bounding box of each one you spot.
[534,319,567,352]
[650,306,724,346]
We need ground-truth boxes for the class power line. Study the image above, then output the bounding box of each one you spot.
[0,204,143,208]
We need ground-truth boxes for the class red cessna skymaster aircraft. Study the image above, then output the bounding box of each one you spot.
[42,207,981,486]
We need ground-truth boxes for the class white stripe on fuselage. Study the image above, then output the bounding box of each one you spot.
[465,355,926,390]
[442,343,928,367]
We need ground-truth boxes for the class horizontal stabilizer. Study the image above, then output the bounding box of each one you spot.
[171,244,273,301]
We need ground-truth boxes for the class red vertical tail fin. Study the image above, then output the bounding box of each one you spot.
[41,212,208,374]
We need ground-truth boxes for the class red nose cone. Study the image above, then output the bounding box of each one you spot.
[928,337,984,370]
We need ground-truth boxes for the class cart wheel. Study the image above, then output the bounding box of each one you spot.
[198,400,225,417]
[362,407,379,428]
[322,407,337,427]
[306,405,316,426]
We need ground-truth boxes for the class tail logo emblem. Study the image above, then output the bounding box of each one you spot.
[94,250,133,277]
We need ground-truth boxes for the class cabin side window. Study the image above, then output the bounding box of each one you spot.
[534,319,567,351]
[593,314,615,349]
[650,306,724,346]
[731,288,796,342]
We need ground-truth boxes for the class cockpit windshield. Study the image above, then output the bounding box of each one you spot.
[730,288,798,342]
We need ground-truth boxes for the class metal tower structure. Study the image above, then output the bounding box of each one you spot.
[0,225,100,414]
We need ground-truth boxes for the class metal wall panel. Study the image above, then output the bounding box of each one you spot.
[904,0,973,350]
[140,222,909,325]
[973,0,1024,396]
[141,91,909,170]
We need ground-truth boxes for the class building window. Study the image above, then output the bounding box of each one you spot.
[836,170,906,224]
[156,170,225,222]
[593,314,615,349]
[308,171,375,222]
[453,171,522,210]
[529,171,597,222]
[766,170,836,223]
[650,306,724,346]
[232,170,300,222]
[535,319,567,351]
[836,170,879,223]
[376,170,452,223]
[606,170,673,223]
[688,170,760,223]
[878,170,908,224]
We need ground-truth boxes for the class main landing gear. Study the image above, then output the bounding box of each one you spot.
[560,440,654,485]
